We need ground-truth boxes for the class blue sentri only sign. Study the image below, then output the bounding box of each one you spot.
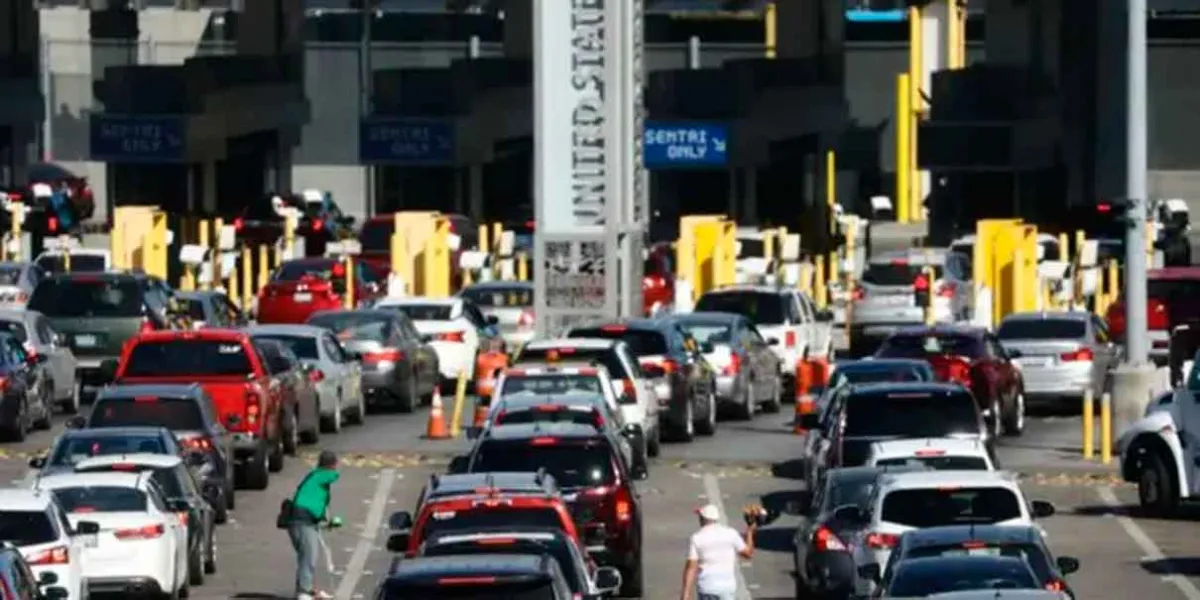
[89,115,186,163]
[359,118,456,165]
[643,122,729,168]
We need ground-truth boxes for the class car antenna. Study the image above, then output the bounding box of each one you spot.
[534,467,546,486]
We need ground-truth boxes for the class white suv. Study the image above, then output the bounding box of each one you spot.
[864,438,995,471]
[0,488,90,600]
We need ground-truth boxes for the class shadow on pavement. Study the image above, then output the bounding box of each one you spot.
[1075,502,1200,521]
[754,525,795,554]
[231,594,289,599]
[1142,558,1200,577]
[771,459,807,481]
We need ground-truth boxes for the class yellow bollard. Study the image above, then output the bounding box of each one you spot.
[895,74,912,224]
[1101,392,1113,465]
[211,218,224,292]
[257,245,270,293]
[1082,388,1094,459]
[198,220,211,291]
[478,224,490,254]
[63,250,71,273]
[180,266,195,292]
[764,0,776,59]
[517,252,528,282]
[344,256,356,310]
[227,252,239,309]
[1104,259,1120,315]
[814,255,827,309]
[283,211,297,262]
[450,369,470,437]
[8,206,20,262]
[241,246,253,310]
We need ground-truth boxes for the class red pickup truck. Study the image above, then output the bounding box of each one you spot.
[103,330,286,490]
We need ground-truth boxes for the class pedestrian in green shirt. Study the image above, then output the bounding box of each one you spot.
[289,450,341,600]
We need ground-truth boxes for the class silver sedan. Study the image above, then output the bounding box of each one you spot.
[997,311,1119,406]
[245,324,366,433]
[0,308,78,413]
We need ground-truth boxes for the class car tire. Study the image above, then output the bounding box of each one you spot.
[321,399,343,434]
[268,435,285,474]
[989,398,1003,439]
[204,532,218,574]
[240,445,270,490]
[1138,451,1179,517]
[32,395,51,431]
[647,424,661,457]
[696,392,717,436]
[620,557,644,598]
[300,413,320,445]
[676,401,695,443]
[734,382,754,420]
[397,376,417,414]
[282,411,299,456]
[61,382,81,414]
[226,481,236,510]
[189,545,204,586]
[1003,391,1025,437]
[349,390,367,425]
[6,401,26,443]
[762,378,783,414]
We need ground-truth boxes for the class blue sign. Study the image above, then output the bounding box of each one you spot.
[89,115,185,163]
[359,118,455,164]
[644,122,729,168]
[846,9,904,22]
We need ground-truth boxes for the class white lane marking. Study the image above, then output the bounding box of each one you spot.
[335,469,398,600]
[701,473,753,600]
[1097,486,1200,600]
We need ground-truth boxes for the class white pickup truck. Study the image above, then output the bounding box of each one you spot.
[1118,384,1200,515]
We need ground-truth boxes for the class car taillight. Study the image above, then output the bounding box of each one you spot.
[1045,580,1066,592]
[308,368,326,382]
[622,378,636,397]
[913,274,930,291]
[724,353,741,376]
[139,318,157,333]
[865,532,899,549]
[27,545,68,565]
[785,331,797,348]
[47,217,58,234]
[436,331,466,343]
[182,437,212,451]
[115,523,164,540]
[311,218,324,231]
[1149,298,1169,330]
[363,348,403,364]
[245,391,260,425]
[614,486,633,523]
[593,410,605,428]
[518,311,535,329]
[813,526,847,552]
[937,282,956,298]
[233,217,245,231]
[1060,348,1094,362]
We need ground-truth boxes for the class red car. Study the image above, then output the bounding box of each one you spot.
[255,258,385,324]
[643,243,675,316]
[874,325,1026,438]
[1106,267,1200,366]
[106,329,287,490]
[360,213,478,281]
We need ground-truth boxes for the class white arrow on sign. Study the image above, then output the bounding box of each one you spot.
[714,137,727,153]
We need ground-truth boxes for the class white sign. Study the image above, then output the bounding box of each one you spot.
[327,240,362,256]
[218,225,237,251]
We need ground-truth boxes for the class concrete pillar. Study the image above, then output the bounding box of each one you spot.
[0,0,39,185]
[744,168,759,226]
[202,161,216,213]
[1095,0,1130,199]
[985,0,1033,67]
[776,0,844,80]
[91,9,138,214]
[237,0,304,56]
[503,0,532,57]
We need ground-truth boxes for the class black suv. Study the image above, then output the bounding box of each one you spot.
[453,422,646,597]
[567,319,718,441]
[79,383,236,522]
[376,554,575,599]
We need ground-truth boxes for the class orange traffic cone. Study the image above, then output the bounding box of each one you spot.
[811,357,831,388]
[794,359,813,403]
[425,388,450,440]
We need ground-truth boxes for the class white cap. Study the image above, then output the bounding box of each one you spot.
[696,504,720,521]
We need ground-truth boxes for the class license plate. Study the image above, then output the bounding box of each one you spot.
[81,534,97,548]
[880,295,912,305]
[75,334,97,348]
[1018,357,1053,368]
[293,293,312,303]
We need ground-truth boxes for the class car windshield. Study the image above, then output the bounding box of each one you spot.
[997,319,1086,340]
[0,320,27,343]
[379,578,557,600]
[518,347,630,380]
[694,292,785,325]
[829,365,930,388]
[1148,278,1200,307]
[876,334,985,359]
[275,261,359,294]
[182,299,208,321]
[254,335,319,360]
[844,391,980,438]
[823,472,881,513]
[472,440,615,489]
[887,557,1039,596]
[568,328,669,356]
[677,323,733,345]
[420,507,564,543]
[501,375,604,396]
[881,487,1022,527]
[89,397,204,430]
[151,468,184,499]
[385,304,454,321]
[874,456,990,470]
[308,314,391,343]
[460,287,533,308]
[862,262,944,286]
[29,278,143,318]
[422,538,581,592]
[49,435,166,467]
[123,340,254,377]
[907,541,1052,581]
[36,254,106,274]
[360,220,393,253]
[0,511,57,546]
[0,267,22,286]
[50,486,148,513]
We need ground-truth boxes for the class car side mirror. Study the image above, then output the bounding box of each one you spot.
[1056,556,1080,575]
[388,511,413,530]
[1031,500,1056,518]
[767,337,780,346]
[43,587,68,599]
[28,456,45,469]
[65,415,85,429]
[98,359,119,383]
[448,455,469,474]
[831,504,864,523]
[74,521,100,535]
[699,342,714,354]
[36,571,58,586]
[798,413,822,430]
[857,563,881,583]
[593,567,622,593]
[465,426,482,440]
[385,532,410,553]
[486,315,499,326]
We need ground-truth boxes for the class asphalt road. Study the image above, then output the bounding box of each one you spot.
[0,391,1196,600]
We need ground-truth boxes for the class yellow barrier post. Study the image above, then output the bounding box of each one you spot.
[391,213,406,294]
[814,255,827,309]
[895,74,912,224]
[210,218,223,292]
[257,245,270,293]
[517,252,529,282]
[241,246,253,309]
[908,4,923,222]
[344,255,356,309]
[62,247,71,273]
[283,211,297,262]
[1103,259,1120,315]
[227,254,240,309]
[1101,391,1113,464]
[450,369,470,437]
[7,205,20,262]
[1082,388,1094,459]
[198,220,211,291]
[764,1,776,59]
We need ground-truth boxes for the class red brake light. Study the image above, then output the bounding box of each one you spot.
[362,348,403,363]
[176,511,189,526]
[913,274,930,291]
[530,437,558,446]
[26,545,68,566]
[1060,348,1094,362]
[723,353,741,376]
[114,524,164,540]
[853,287,865,301]
[110,463,138,471]
[134,396,158,403]
[475,538,515,545]
[438,576,497,585]
[47,217,58,233]
[244,391,260,426]
[534,404,564,412]
[182,437,212,451]
[785,331,797,348]
[233,217,245,231]
[436,331,466,343]
[962,541,988,549]
[312,218,324,231]
[614,485,633,522]
[331,262,345,277]
[622,378,636,397]
[308,368,326,382]
[1149,298,1170,330]
[1097,203,1112,214]
[813,526,847,552]
[865,532,899,549]
[1046,580,1066,592]
[593,410,605,428]
[914,448,946,457]
[601,324,627,333]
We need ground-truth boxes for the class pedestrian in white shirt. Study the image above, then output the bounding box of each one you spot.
[680,503,757,600]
